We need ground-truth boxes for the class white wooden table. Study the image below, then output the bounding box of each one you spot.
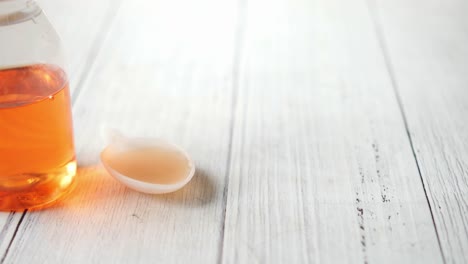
[1,0,467,263]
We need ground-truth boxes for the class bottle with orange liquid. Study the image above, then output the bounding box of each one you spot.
[0,0,76,210]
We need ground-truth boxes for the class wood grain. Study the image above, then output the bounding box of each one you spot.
[2,0,239,263]
[2,0,465,262]
[221,0,443,263]
[371,0,468,262]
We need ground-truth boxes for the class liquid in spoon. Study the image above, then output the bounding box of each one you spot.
[101,146,190,185]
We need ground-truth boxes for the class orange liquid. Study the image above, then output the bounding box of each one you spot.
[0,64,76,210]
[101,147,190,185]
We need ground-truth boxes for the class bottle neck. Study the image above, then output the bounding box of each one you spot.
[0,0,41,26]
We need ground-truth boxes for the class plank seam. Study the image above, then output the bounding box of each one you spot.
[0,211,26,264]
[218,0,247,263]
[365,0,446,262]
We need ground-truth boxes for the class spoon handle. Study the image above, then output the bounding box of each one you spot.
[100,125,127,145]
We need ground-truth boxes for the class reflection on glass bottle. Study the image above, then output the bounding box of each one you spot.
[0,0,76,210]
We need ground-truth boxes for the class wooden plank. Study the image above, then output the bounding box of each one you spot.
[0,0,117,258]
[221,0,444,263]
[1,0,239,263]
[370,0,468,262]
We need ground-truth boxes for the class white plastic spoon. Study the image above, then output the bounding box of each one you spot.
[100,128,195,194]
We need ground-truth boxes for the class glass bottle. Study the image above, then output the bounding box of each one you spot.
[0,0,76,210]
